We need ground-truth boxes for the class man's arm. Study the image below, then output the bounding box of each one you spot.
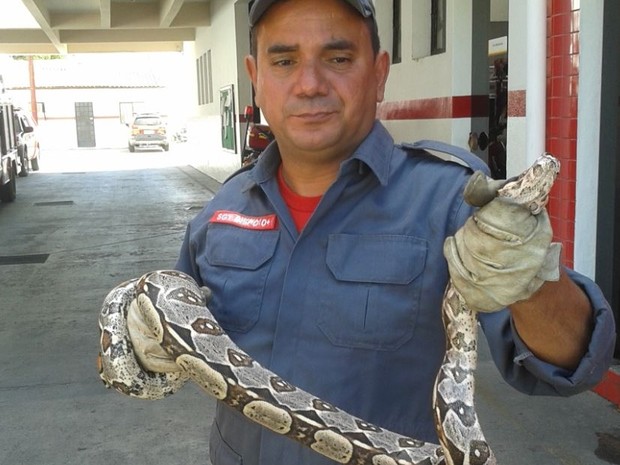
[509,268,593,371]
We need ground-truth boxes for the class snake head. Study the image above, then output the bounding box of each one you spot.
[497,152,560,215]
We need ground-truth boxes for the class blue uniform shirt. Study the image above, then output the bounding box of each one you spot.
[175,121,616,465]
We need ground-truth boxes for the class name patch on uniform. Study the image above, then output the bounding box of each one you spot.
[210,211,278,230]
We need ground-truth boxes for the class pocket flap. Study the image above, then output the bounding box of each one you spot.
[206,225,279,270]
[327,234,427,284]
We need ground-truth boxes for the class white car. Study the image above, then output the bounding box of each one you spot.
[14,108,40,176]
[127,113,170,152]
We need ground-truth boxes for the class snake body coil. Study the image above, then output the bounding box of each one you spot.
[98,154,560,465]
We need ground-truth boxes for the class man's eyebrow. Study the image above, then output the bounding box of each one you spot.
[267,44,299,54]
[266,39,357,55]
[324,39,357,52]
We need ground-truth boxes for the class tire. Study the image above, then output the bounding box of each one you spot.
[129,144,136,153]
[0,163,17,203]
[163,144,170,151]
[31,150,40,171]
[18,147,29,177]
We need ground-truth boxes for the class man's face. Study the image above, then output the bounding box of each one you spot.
[245,0,389,165]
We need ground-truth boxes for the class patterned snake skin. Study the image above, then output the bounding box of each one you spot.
[98,154,560,465]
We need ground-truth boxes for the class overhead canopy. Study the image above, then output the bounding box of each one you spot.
[0,0,211,54]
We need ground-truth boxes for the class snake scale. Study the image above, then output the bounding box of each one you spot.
[98,154,560,465]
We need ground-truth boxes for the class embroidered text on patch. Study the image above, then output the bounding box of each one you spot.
[210,210,278,230]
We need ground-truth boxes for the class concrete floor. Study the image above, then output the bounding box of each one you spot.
[0,147,618,465]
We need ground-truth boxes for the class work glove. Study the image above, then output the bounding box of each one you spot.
[126,284,213,373]
[443,172,562,313]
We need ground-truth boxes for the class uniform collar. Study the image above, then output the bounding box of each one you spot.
[245,120,394,190]
[349,120,394,186]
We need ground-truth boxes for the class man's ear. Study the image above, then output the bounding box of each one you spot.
[245,55,261,107]
[375,50,391,103]
[245,55,258,88]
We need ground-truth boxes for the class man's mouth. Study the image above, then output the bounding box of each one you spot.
[294,111,335,122]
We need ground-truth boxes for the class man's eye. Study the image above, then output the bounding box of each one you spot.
[329,56,352,65]
[273,58,294,67]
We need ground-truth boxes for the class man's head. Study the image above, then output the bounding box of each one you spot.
[244,0,389,172]
[249,0,380,57]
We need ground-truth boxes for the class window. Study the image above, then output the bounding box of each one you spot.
[431,0,446,55]
[196,50,213,105]
[392,0,402,64]
[412,0,446,59]
[196,55,204,105]
[206,51,213,103]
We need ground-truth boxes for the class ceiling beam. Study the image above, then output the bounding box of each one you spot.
[111,3,160,28]
[160,0,185,28]
[172,2,211,27]
[67,42,184,53]
[100,0,111,29]
[0,29,50,44]
[20,0,67,54]
[51,13,100,29]
[59,28,195,43]
[0,29,59,55]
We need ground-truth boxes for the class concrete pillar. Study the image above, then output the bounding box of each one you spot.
[525,0,546,165]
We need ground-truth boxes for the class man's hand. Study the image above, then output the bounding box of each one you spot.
[443,172,562,313]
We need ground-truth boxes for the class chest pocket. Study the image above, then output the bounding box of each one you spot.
[203,225,279,332]
[318,234,427,350]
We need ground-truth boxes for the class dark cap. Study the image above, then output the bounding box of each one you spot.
[249,0,376,27]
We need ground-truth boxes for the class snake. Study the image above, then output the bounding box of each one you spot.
[97,153,560,465]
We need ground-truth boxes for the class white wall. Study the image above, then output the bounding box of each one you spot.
[506,1,528,177]
[380,1,453,101]
[378,0,466,146]
[188,0,250,182]
[9,87,169,119]
[378,0,489,154]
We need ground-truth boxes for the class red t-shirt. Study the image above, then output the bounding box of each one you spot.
[277,166,322,232]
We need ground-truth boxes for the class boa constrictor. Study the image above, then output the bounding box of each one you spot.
[98,154,560,465]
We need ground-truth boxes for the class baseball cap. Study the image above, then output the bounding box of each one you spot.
[249,0,376,27]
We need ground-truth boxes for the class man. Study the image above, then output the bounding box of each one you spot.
[131,1,616,464]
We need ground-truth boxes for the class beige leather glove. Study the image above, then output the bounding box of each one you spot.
[443,172,562,313]
[127,284,213,373]
[126,298,181,373]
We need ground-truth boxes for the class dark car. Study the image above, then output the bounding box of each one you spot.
[0,99,18,202]
[128,113,170,152]
[14,107,40,177]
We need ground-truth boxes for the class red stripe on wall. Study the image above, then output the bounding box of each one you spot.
[377,95,489,120]
[507,90,526,117]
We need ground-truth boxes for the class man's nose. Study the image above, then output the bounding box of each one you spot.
[294,60,329,96]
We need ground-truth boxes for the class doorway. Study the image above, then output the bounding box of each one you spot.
[75,102,96,148]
